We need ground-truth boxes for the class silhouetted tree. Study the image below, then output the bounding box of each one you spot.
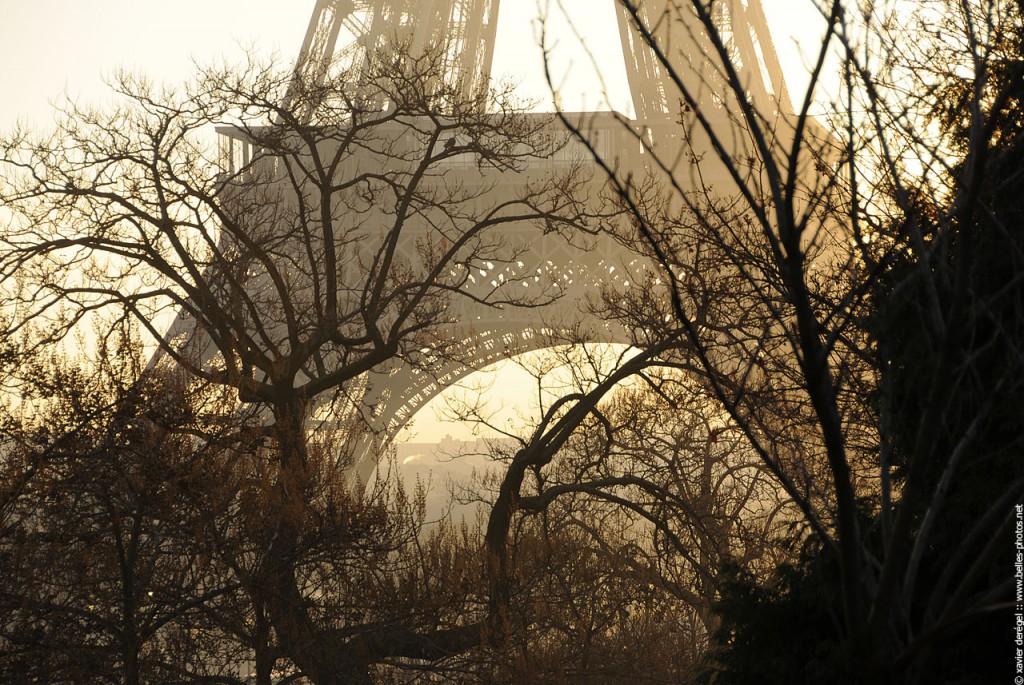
[483,1,1024,682]
[0,40,594,683]
[0,328,258,684]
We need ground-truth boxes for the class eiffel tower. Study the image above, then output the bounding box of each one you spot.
[288,0,790,120]
[215,0,794,481]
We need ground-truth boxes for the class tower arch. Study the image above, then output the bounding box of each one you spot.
[197,0,802,477]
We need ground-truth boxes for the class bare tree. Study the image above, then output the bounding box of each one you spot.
[481,1,1023,681]
[0,40,594,683]
[0,327,260,684]
[454,328,792,677]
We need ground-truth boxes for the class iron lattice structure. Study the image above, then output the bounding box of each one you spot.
[208,0,797,480]
[288,0,789,121]
[284,0,501,117]
[616,0,791,119]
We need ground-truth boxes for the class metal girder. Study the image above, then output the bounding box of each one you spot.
[345,221,650,482]
[615,0,790,120]
[284,0,501,121]
[286,1,790,123]
[281,0,350,120]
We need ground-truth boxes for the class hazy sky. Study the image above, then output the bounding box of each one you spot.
[0,0,832,442]
[0,0,830,128]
